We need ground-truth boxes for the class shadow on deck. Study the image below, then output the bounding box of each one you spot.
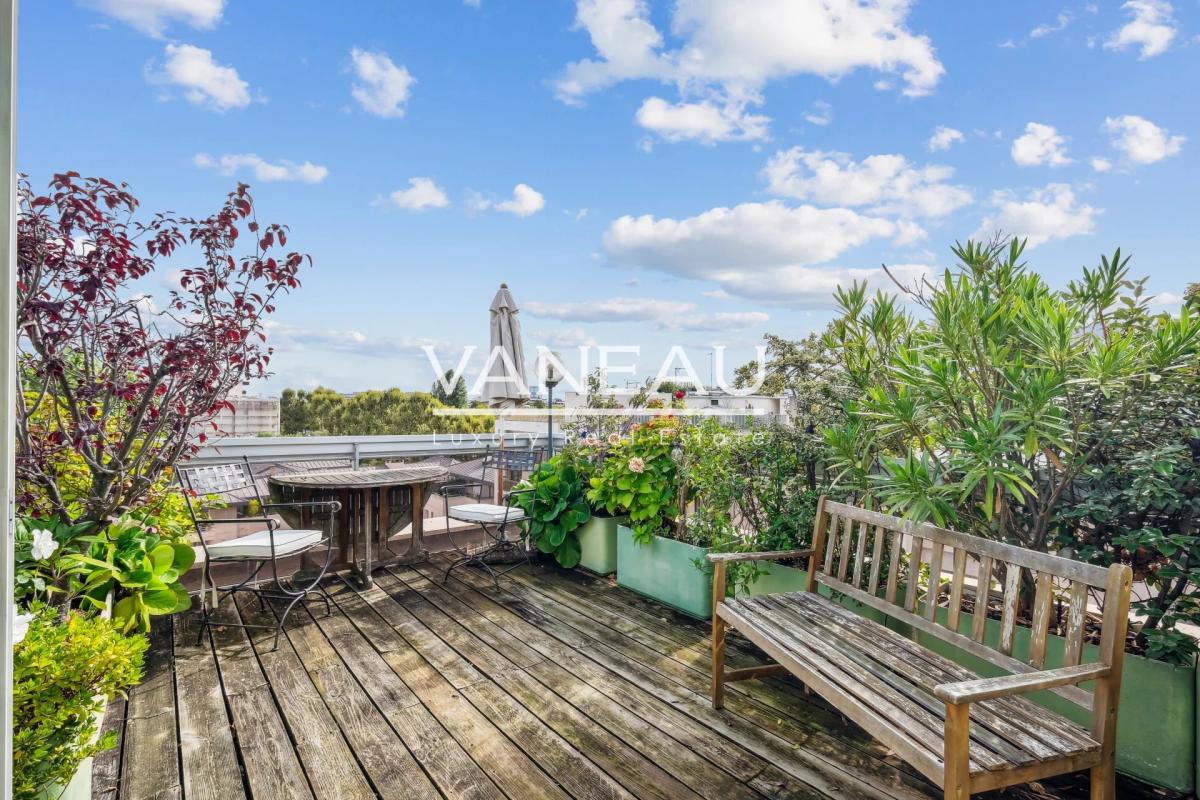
[95,557,1165,800]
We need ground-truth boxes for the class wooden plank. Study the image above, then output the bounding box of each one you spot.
[822,512,838,576]
[426,561,937,800]
[208,604,316,800]
[836,515,854,582]
[806,494,830,592]
[971,556,993,645]
[172,611,245,800]
[120,618,182,800]
[778,593,1070,764]
[797,591,1097,755]
[1091,565,1134,797]
[231,596,375,800]
[325,582,569,800]
[718,601,947,784]
[394,565,780,788]
[817,573,1094,710]
[822,501,1111,587]
[91,696,126,800]
[287,586,502,800]
[946,549,968,635]
[904,537,924,614]
[868,526,886,597]
[380,569,754,800]
[943,702,971,799]
[885,530,904,605]
[925,541,945,622]
[243,597,441,800]
[998,565,1022,657]
[1029,572,1055,668]
[851,519,869,590]
[1062,581,1088,667]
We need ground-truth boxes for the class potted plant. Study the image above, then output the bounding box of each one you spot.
[512,450,593,568]
[588,416,721,617]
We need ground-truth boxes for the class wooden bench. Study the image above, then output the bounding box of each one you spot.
[708,497,1132,800]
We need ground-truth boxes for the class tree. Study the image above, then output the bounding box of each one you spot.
[825,239,1199,556]
[278,386,492,435]
[430,370,468,407]
[17,173,308,524]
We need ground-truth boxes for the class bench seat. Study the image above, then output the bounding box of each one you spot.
[719,591,1102,784]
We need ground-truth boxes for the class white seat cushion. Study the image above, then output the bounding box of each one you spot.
[448,504,526,525]
[204,529,324,560]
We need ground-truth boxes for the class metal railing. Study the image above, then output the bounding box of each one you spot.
[189,431,563,467]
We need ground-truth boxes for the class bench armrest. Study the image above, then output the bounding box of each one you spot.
[263,500,343,513]
[933,663,1110,705]
[706,548,815,564]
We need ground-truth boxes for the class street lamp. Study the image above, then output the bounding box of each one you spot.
[539,351,563,457]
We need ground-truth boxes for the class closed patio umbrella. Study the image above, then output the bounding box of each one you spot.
[486,283,530,408]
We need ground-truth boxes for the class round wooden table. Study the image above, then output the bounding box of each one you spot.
[269,465,448,588]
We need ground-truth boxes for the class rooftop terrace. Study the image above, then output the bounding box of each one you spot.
[95,557,1160,800]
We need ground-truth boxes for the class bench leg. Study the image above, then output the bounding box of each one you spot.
[711,613,726,709]
[943,702,971,800]
[1089,762,1115,800]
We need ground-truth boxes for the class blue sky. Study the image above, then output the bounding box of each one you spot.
[18,0,1200,396]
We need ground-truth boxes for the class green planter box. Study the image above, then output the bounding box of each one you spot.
[616,525,712,619]
[576,515,625,575]
[743,561,809,596]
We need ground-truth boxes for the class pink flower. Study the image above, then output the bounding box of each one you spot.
[608,433,622,445]
[628,457,645,473]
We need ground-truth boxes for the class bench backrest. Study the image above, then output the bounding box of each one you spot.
[807,498,1132,710]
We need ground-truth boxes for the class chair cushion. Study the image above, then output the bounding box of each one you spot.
[204,529,324,560]
[448,503,526,524]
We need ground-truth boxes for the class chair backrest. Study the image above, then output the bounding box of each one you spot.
[484,447,541,474]
[807,498,1131,710]
[176,459,266,522]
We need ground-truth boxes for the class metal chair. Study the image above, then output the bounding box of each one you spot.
[441,448,540,586]
[178,458,341,651]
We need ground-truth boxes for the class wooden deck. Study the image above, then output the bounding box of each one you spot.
[94,556,1162,800]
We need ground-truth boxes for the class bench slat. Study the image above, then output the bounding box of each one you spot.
[999,565,1022,657]
[971,555,994,645]
[904,537,924,614]
[885,529,903,605]
[925,541,945,623]
[782,592,1096,757]
[851,519,868,590]
[1063,581,1088,667]
[867,525,885,597]
[836,515,854,583]
[947,549,968,635]
[1029,572,1055,668]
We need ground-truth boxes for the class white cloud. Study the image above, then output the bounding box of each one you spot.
[82,0,224,37]
[1103,115,1185,164]
[636,96,770,143]
[1090,157,1112,173]
[464,0,481,6]
[605,201,897,277]
[600,200,925,305]
[193,153,328,183]
[382,177,450,211]
[1106,0,1176,59]
[525,296,768,331]
[975,184,1099,248]
[531,328,598,348]
[555,0,944,141]
[762,148,972,218]
[928,126,965,152]
[1030,11,1072,39]
[1148,291,1184,307]
[473,184,545,217]
[265,321,450,359]
[349,48,414,118]
[1011,122,1072,167]
[804,100,833,127]
[151,44,250,112]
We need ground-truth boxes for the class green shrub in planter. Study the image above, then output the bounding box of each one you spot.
[13,612,146,800]
[513,453,592,568]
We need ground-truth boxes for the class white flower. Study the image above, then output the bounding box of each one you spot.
[13,611,34,645]
[628,457,645,474]
[30,528,59,561]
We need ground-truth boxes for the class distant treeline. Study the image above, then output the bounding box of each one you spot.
[280,386,493,435]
